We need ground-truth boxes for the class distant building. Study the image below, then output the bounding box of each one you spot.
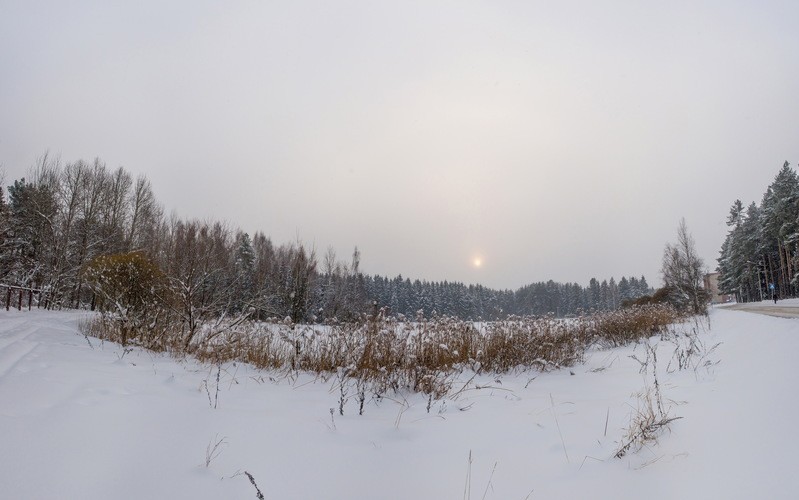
[704,272,734,304]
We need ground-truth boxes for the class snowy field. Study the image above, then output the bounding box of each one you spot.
[1,307,798,499]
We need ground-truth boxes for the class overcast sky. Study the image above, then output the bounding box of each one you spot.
[2,1,798,289]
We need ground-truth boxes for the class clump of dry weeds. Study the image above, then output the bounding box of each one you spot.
[82,304,681,402]
[615,342,682,459]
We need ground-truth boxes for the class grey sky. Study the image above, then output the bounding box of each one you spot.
[2,1,798,289]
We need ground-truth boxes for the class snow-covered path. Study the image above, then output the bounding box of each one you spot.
[1,309,797,499]
[724,297,799,318]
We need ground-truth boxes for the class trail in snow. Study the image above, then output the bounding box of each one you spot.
[724,297,799,318]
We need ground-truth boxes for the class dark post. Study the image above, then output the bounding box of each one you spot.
[18,288,23,311]
[5,287,11,311]
[28,290,33,310]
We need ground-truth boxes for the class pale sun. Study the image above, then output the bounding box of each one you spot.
[472,257,483,268]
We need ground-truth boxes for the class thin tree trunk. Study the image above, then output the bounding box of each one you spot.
[783,243,794,296]
[777,240,790,297]
[767,252,776,296]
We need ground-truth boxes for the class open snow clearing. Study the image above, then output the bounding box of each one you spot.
[1,308,797,499]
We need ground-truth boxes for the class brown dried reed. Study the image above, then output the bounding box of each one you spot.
[82,304,680,399]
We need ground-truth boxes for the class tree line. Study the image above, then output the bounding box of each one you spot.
[0,155,652,322]
[717,162,799,302]
[363,274,651,320]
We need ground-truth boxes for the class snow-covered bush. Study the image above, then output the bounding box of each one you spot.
[83,251,170,345]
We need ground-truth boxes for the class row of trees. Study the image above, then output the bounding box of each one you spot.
[717,162,799,302]
[0,156,652,323]
[0,155,162,306]
[362,274,651,319]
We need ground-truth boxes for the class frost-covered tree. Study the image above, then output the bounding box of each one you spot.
[232,231,255,312]
[618,276,631,302]
[758,162,799,297]
[4,174,57,289]
[587,278,601,311]
[718,202,762,302]
[0,169,8,282]
[282,243,317,323]
[638,276,651,296]
[316,246,369,321]
[662,219,709,314]
[717,162,799,302]
[162,220,238,347]
[127,175,161,250]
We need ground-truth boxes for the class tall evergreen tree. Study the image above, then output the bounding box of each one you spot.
[232,232,256,312]
[758,162,799,297]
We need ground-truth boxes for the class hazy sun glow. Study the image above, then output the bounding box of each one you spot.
[472,257,483,268]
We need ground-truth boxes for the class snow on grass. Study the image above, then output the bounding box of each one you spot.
[1,308,798,499]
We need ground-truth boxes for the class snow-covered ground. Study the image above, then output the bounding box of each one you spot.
[1,308,797,499]
[716,297,799,308]
[718,297,799,318]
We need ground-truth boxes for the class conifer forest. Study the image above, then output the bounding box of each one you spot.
[717,162,799,302]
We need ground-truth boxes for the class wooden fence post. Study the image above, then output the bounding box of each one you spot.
[0,285,47,311]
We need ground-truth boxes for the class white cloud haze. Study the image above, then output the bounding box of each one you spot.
[2,0,798,289]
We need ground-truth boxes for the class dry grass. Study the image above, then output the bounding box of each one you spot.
[589,304,679,348]
[615,342,682,459]
[84,303,692,460]
[82,304,681,400]
[614,385,682,459]
[204,434,227,467]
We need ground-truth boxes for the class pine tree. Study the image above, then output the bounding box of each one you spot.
[638,276,650,296]
[0,180,8,282]
[618,276,631,302]
[718,201,764,302]
[608,277,619,309]
[600,280,610,311]
[758,162,799,297]
[727,199,744,227]
[232,232,256,312]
